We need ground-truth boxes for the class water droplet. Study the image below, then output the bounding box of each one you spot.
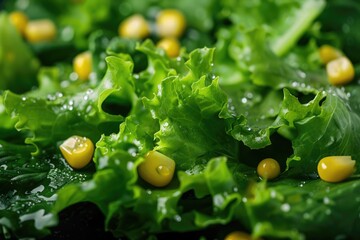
[245,92,254,99]
[30,185,45,194]
[127,147,137,157]
[291,82,299,87]
[69,72,78,81]
[56,92,64,98]
[19,209,56,229]
[174,215,182,222]
[86,105,92,113]
[156,165,170,176]
[47,94,56,101]
[281,203,291,212]
[173,191,181,197]
[298,71,306,78]
[21,96,27,101]
[0,164,8,170]
[254,136,262,143]
[213,194,224,207]
[270,190,277,198]
[98,61,106,70]
[323,197,330,205]
[61,80,70,88]
[244,126,252,132]
[298,181,306,187]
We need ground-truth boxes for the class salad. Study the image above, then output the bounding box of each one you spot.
[1,0,360,239]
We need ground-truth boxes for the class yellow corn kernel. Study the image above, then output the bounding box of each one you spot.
[118,14,150,39]
[156,9,186,38]
[326,57,355,85]
[9,11,28,36]
[257,158,280,180]
[60,136,94,169]
[24,19,56,43]
[317,156,355,183]
[73,51,92,81]
[224,231,261,240]
[157,37,181,58]
[138,150,175,187]
[319,45,342,64]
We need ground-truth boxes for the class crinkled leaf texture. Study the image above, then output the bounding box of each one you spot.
[52,47,246,239]
[52,40,360,240]
[283,88,360,177]
[3,55,132,154]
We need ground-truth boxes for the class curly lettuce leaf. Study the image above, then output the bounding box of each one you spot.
[0,95,17,140]
[221,83,284,149]
[244,178,360,239]
[220,0,325,56]
[3,55,132,154]
[282,88,360,177]
[51,47,245,239]
[218,25,360,180]
[140,49,235,170]
[53,155,251,239]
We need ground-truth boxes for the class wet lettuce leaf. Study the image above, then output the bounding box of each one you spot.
[243,178,360,239]
[52,41,360,240]
[3,55,131,154]
[51,46,244,239]
[0,141,93,239]
[215,24,360,179]
[1,0,360,239]
[283,88,360,177]
[0,95,17,140]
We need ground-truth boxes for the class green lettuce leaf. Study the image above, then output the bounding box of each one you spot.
[0,13,39,93]
[3,55,132,154]
[2,1,360,239]
[244,178,360,239]
[0,95,17,140]
[282,88,360,177]
[51,47,244,239]
[220,0,325,56]
[0,141,93,239]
